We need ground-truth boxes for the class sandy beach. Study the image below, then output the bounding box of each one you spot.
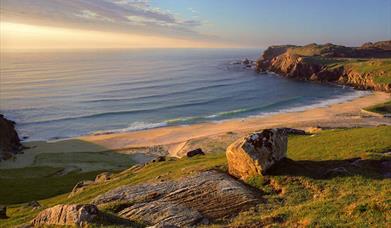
[79,91,391,157]
[1,91,389,171]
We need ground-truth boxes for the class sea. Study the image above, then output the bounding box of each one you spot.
[0,49,370,141]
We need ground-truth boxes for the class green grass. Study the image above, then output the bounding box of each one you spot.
[301,56,391,86]
[0,151,136,205]
[345,59,391,85]
[0,168,102,204]
[287,126,391,160]
[302,56,346,65]
[33,151,135,170]
[286,43,348,57]
[364,100,391,115]
[1,126,391,227]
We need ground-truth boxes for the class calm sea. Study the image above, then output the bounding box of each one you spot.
[0,49,369,141]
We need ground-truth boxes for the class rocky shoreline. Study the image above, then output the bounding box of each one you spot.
[0,114,23,161]
[256,40,391,92]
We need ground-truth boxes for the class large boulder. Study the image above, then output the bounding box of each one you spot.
[93,170,259,227]
[0,114,22,161]
[31,204,100,226]
[226,128,288,180]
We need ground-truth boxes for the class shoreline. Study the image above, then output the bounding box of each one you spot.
[78,91,390,156]
[1,91,389,170]
[30,87,370,142]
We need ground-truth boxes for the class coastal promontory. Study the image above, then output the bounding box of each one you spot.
[256,40,391,92]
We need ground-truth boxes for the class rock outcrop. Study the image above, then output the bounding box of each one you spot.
[68,180,94,198]
[31,204,100,226]
[0,114,22,161]
[93,170,260,227]
[256,41,391,92]
[186,148,205,157]
[226,129,288,180]
[95,172,112,183]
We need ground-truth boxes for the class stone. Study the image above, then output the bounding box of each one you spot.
[27,201,41,209]
[69,180,94,197]
[95,172,112,183]
[0,205,7,219]
[31,204,100,226]
[282,128,306,135]
[242,58,250,65]
[151,156,166,163]
[93,170,259,227]
[186,148,205,157]
[226,128,288,180]
[156,156,166,162]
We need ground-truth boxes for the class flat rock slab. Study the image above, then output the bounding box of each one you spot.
[31,204,100,226]
[93,170,260,227]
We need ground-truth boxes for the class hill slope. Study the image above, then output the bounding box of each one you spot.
[2,126,390,227]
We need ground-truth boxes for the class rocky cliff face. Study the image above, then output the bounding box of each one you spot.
[257,41,391,92]
[0,114,22,161]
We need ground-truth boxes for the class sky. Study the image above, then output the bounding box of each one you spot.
[1,0,390,50]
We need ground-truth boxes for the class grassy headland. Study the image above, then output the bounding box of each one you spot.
[257,41,391,92]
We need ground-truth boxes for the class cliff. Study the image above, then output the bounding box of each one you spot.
[0,114,22,161]
[256,41,391,92]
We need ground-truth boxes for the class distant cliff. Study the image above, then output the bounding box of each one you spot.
[0,114,22,161]
[256,41,391,92]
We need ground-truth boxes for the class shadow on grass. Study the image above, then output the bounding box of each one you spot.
[0,139,140,205]
[266,158,390,180]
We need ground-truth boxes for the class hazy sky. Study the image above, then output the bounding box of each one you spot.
[1,0,390,49]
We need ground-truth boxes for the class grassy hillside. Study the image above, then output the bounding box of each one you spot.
[287,43,351,57]
[1,126,390,227]
[302,57,391,86]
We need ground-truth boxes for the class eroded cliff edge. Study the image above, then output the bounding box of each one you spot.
[256,40,391,92]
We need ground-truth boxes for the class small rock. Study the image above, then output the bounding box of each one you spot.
[27,201,41,209]
[226,128,288,179]
[0,205,7,219]
[242,58,250,65]
[157,156,166,162]
[150,156,166,163]
[95,172,112,183]
[69,180,94,197]
[282,128,306,135]
[31,204,100,226]
[186,148,205,157]
[201,217,210,225]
